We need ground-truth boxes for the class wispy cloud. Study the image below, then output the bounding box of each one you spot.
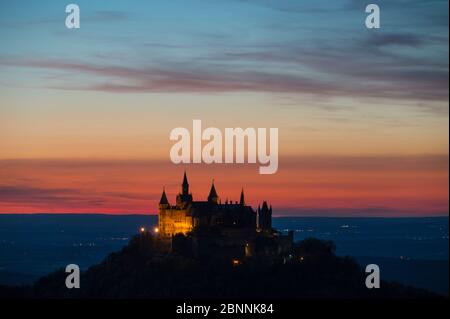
[0,185,106,207]
[0,184,157,212]
[1,46,447,106]
[0,9,130,28]
[369,33,426,48]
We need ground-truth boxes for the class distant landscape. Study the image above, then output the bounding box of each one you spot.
[0,214,448,295]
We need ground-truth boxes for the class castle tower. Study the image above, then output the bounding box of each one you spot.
[160,175,194,236]
[159,187,169,208]
[257,201,272,231]
[158,187,170,235]
[177,171,193,206]
[182,171,189,195]
[208,180,219,204]
[239,188,245,206]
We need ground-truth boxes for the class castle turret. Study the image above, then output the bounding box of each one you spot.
[158,187,170,235]
[208,180,219,204]
[182,171,189,195]
[239,188,245,206]
[159,188,169,208]
[177,171,193,206]
[257,201,272,231]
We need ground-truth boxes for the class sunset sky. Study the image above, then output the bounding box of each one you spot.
[0,0,448,216]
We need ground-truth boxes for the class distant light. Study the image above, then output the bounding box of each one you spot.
[140,227,145,233]
[232,259,241,266]
[154,227,159,233]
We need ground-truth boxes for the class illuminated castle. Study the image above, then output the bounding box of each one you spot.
[158,172,273,237]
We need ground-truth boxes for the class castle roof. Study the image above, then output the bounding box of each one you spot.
[189,201,255,221]
[182,171,189,187]
[159,188,169,205]
[208,181,219,201]
[240,188,245,205]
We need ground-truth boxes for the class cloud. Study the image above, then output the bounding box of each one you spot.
[0,9,130,28]
[0,184,156,211]
[0,185,105,210]
[1,154,447,173]
[1,51,448,106]
[281,154,449,172]
[0,185,104,207]
[204,33,448,104]
[369,33,425,48]
[0,57,343,94]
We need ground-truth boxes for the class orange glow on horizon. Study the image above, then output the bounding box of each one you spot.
[0,156,447,217]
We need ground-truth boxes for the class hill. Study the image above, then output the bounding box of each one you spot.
[0,234,441,299]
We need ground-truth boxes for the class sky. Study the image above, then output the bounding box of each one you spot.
[0,0,448,216]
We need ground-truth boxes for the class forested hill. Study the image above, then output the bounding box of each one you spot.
[0,235,441,299]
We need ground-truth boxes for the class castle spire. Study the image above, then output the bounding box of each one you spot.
[240,188,245,205]
[208,179,219,204]
[182,170,189,195]
[258,201,272,231]
[159,187,169,205]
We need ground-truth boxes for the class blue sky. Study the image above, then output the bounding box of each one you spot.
[0,0,448,104]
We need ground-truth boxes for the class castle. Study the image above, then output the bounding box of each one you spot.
[158,172,272,236]
[157,172,292,259]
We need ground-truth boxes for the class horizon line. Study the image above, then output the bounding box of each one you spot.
[0,212,448,219]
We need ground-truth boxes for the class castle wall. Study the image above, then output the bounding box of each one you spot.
[159,207,193,236]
